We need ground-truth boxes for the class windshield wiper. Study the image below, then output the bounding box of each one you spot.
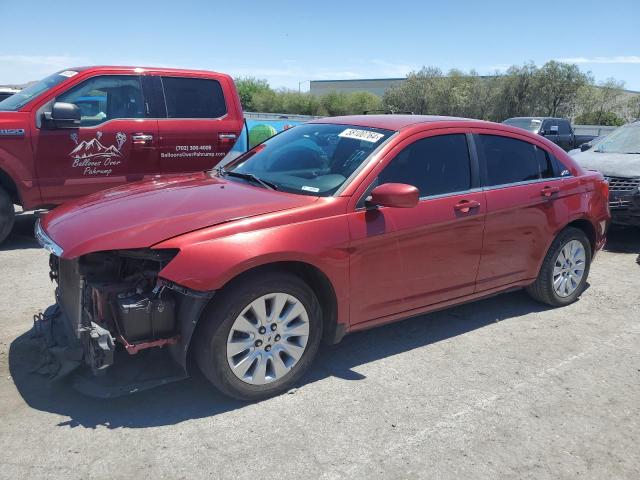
[223,170,278,190]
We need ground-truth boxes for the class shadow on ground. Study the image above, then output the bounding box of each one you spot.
[7,224,639,429]
[604,225,640,254]
[10,289,551,429]
[0,211,41,251]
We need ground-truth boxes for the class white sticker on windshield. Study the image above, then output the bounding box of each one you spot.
[338,128,384,143]
[301,185,320,193]
[59,70,78,78]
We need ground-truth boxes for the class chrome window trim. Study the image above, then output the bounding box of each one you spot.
[481,175,567,192]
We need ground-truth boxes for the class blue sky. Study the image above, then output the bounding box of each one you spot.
[1,0,639,90]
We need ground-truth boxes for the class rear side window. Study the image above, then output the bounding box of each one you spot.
[161,77,226,118]
[378,134,471,197]
[558,120,571,135]
[477,134,554,187]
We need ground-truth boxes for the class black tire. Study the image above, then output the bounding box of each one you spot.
[0,187,15,245]
[526,227,591,307]
[195,271,323,401]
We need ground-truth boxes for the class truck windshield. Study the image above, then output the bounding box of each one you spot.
[222,123,393,196]
[594,123,640,154]
[0,70,78,111]
[503,118,542,133]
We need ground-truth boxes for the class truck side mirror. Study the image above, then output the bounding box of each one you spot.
[43,102,81,129]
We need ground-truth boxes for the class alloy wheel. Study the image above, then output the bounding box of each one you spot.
[226,293,310,385]
[553,239,586,298]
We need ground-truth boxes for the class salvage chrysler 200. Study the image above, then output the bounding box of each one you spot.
[34,115,610,400]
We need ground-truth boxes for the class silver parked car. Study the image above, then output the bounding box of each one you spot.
[572,121,640,226]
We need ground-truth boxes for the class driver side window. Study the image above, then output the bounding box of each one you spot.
[377,134,472,198]
[57,75,145,127]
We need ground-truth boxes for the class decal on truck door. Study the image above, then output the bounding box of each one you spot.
[69,132,127,176]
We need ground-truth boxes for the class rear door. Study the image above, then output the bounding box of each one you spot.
[32,74,159,204]
[557,120,573,150]
[157,75,243,174]
[474,131,567,291]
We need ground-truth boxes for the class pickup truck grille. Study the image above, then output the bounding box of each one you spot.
[604,176,640,193]
[57,259,84,339]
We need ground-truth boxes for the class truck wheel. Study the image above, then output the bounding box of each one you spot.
[526,227,591,307]
[0,188,15,245]
[195,271,322,401]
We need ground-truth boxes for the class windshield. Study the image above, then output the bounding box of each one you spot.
[503,118,542,133]
[223,123,393,196]
[0,70,79,111]
[594,123,640,154]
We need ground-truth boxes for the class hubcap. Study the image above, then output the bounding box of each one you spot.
[226,293,310,385]
[553,239,586,298]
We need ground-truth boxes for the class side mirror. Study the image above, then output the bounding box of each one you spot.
[580,142,592,152]
[368,183,419,209]
[44,102,81,129]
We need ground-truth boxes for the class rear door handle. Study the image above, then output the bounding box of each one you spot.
[541,186,560,197]
[453,199,481,213]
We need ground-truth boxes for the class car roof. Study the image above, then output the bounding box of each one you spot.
[504,116,565,121]
[68,65,229,77]
[309,114,482,131]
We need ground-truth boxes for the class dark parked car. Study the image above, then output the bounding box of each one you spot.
[502,117,595,151]
[573,121,640,226]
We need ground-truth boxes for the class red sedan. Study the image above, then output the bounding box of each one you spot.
[35,115,610,400]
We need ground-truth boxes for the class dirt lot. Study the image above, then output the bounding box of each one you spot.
[0,212,638,480]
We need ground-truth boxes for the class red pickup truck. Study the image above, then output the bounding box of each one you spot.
[0,66,244,244]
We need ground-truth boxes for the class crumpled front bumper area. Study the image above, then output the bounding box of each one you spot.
[32,303,187,398]
[32,305,83,380]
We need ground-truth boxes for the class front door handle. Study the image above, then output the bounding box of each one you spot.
[541,186,560,197]
[453,199,481,213]
[132,134,153,143]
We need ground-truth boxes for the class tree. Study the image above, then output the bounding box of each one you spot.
[534,61,590,117]
[234,77,271,111]
[574,78,626,125]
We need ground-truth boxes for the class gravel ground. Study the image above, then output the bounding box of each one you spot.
[0,212,638,480]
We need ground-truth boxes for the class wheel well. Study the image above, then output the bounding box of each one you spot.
[184,261,341,375]
[0,168,20,205]
[227,262,340,344]
[566,219,596,257]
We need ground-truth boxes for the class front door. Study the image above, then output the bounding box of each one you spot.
[32,74,158,204]
[348,132,486,325]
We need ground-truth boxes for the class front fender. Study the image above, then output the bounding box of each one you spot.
[155,214,351,324]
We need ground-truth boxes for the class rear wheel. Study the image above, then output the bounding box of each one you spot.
[0,188,15,245]
[526,227,591,306]
[195,271,322,401]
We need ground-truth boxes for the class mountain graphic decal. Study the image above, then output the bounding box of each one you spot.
[69,138,123,160]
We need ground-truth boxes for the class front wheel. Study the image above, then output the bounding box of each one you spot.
[526,227,591,306]
[195,271,322,401]
[0,188,15,245]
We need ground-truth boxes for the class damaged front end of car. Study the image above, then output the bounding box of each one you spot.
[33,225,213,397]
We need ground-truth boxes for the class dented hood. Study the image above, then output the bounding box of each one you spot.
[42,172,318,259]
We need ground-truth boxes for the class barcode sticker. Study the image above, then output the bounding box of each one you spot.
[338,128,384,143]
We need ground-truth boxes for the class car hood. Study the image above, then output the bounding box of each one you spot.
[572,150,640,177]
[42,172,319,259]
